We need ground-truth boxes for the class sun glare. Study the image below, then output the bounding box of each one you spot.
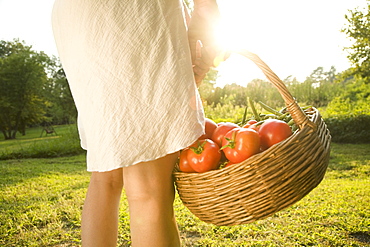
[215,21,250,52]
[212,2,267,87]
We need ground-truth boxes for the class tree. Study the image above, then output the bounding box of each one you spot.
[286,66,340,107]
[326,77,370,116]
[342,2,370,83]
[42,57,77,125]
[0,39,49,139]
[246,79,283,109]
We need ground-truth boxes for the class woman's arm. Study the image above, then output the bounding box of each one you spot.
[188,0,220,85]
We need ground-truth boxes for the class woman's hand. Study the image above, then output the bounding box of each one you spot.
[187,0,220,86]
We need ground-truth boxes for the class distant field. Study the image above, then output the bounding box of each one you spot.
[0,125,84,160]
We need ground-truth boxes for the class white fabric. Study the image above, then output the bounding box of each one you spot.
[52,0,205,172]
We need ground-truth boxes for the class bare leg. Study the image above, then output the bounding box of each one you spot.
[123,152,181,247]
[81,168,123,247]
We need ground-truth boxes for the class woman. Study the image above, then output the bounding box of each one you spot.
[52,0,219,246]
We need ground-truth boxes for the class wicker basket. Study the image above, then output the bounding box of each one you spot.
[173,50,331,226]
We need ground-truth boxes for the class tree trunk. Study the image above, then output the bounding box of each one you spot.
[11,130,17,139]
[10,111,23,139]
[1,129,10,140]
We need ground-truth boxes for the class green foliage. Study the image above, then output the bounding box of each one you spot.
[342,1,370,83]
[203,100,246,124]
[0,39,50,139]
[246,79,284,108]
[285,66,341,107]
[0,39,77,140]
[325,114,370,143]
[199,66,343,118]
[322,77,370,143]
[43,58,77,125]
[200,65,370,144]
[325,78,370,116]
[198,69,219,104]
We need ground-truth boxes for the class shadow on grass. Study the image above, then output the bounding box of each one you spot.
[327,143,370,179]
[349,231,370,244]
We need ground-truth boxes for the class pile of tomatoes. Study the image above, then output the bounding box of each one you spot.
[179,117,293,173]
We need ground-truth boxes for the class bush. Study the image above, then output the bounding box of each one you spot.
[203,101,247,124]
[325,114,370,143]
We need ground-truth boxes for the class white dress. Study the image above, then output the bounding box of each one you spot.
[52,0,205,172]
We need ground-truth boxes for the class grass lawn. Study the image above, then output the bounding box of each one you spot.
[0,125,85,160]
[0,125,70,148]
[0,143,369,246]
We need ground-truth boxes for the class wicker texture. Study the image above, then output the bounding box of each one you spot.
[173,50,331,226]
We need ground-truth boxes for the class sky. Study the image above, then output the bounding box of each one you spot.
[0,0,368,87]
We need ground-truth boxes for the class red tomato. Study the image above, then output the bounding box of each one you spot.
[248,123,260,132]
[243,119,258,127]
[242,124,250,128]
[242,120,259,131]
[188,139,221,173]
[221,128,260,163]
[198,118,218,140]
[259,119,292,150]
[178,149,196,173]
[211,122,239,147]
[248,120,258,125]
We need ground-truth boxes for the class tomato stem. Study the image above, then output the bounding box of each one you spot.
[190,140,206,154]
[220,131,237,150]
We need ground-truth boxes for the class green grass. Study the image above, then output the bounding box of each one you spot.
[0,142,369,246]
[0,125,85,160]
[0,155,89,246]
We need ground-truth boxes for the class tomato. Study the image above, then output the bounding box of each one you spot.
[198,118,218,140]
[243,120,261,133]
[248,123,261,132]
[178,149,196,173]
[221,128,260,163]
[187,139,221,173]
[242,119,258,128]
[211,122,239,147]
[248,120,258,125]
[259,119,292,150]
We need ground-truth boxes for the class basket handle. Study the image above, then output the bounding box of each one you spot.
[234,50,315,130]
